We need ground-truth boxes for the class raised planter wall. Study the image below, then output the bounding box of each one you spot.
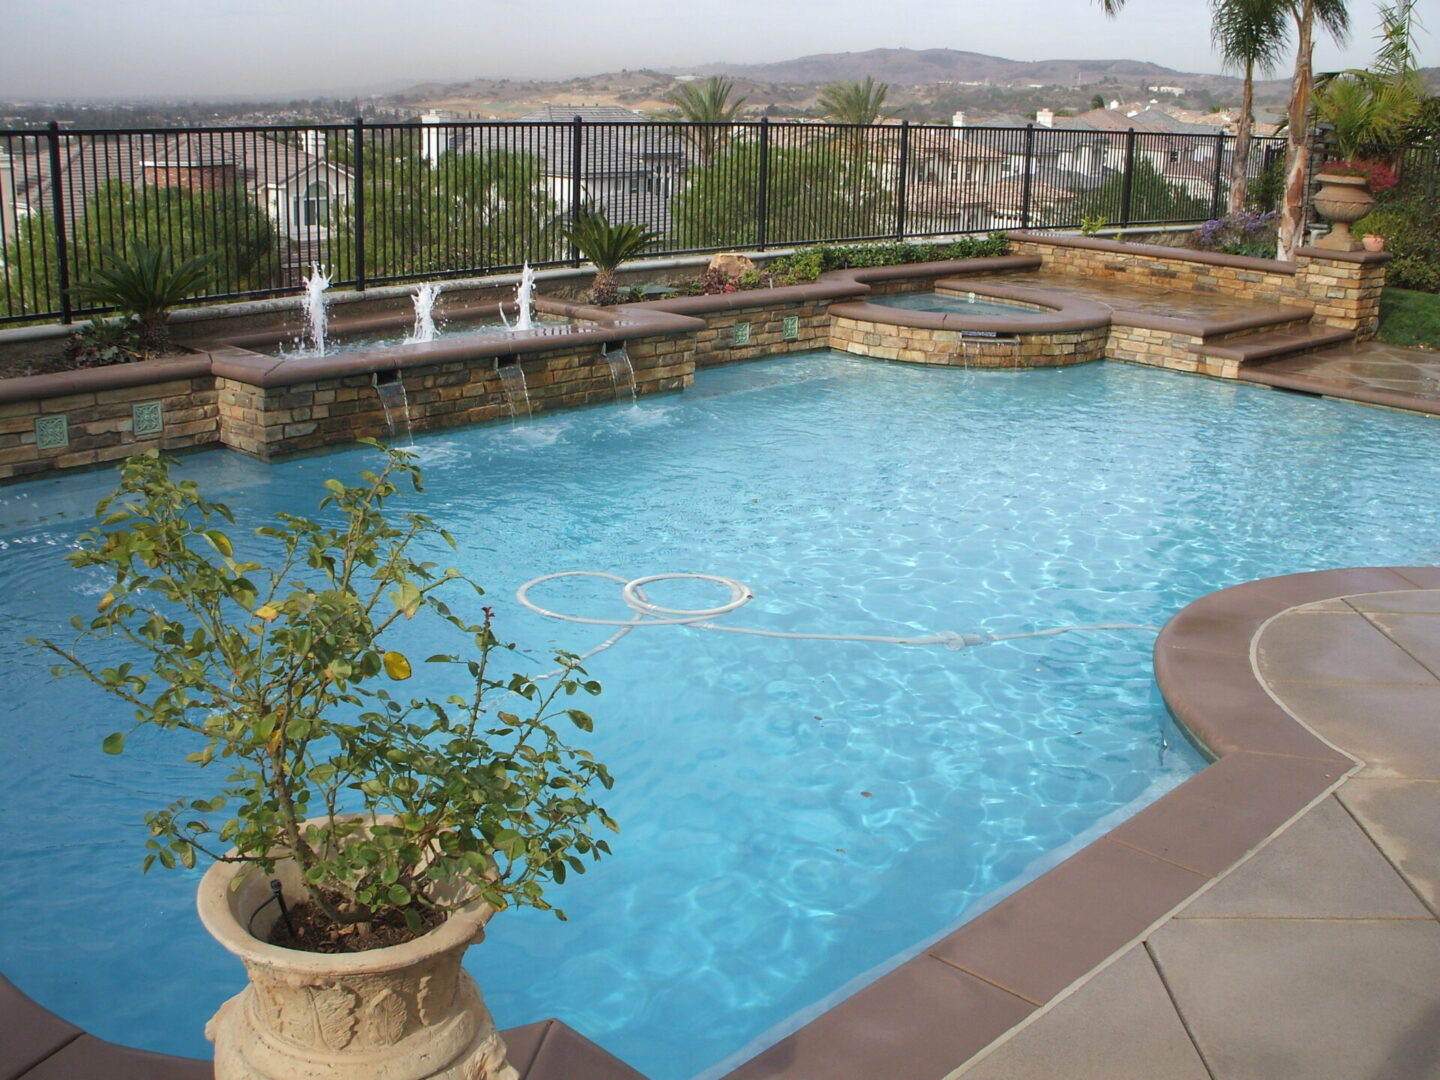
[1010,231,1389,340]
[0,242,1398,481]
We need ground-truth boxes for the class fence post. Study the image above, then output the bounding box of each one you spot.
[756,118,770,250]
[1020,124,1035,230]
[1119,128,1137,228]
[1210,129,1227,219]
[352,116,366,291]
[570,116,584,265]
[45,121,73,324]
[895,120,910,240]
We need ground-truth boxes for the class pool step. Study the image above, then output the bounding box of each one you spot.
[1187,324,1356,366]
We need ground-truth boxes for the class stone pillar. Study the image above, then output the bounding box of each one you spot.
[1292,247,1391,340]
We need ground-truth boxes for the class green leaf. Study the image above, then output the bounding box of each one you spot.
[102,731,126,755]
[565,710,593,732]
[386,883,411,907]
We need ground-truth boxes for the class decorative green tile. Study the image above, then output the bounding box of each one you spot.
[732,321,751,347]
[132,401,164,437]
[782,315,800,341]
[34,415,69,450]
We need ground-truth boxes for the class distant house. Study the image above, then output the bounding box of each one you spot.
[0,129,353,279]
[429,105,688,234]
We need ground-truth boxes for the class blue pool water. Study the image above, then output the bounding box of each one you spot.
[868,291,1039,316]
[2,352,1438,1078]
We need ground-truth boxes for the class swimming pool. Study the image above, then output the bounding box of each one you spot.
[3,351,1438,1079]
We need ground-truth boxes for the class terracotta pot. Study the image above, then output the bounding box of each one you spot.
[197,820,516,1080]
[1312,173,1375,252]
[1362,233,1386,253]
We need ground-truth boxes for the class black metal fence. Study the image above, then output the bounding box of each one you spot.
[0,116,1316,325]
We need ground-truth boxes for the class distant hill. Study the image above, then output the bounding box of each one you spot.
[690,48,1178,86]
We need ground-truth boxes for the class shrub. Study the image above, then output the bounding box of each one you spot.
[1193,211,1279,259]
[1356,179,1440,294]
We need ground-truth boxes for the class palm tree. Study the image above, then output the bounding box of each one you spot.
[1101,0,1349,260]
[1277,0,1350,258]
[666,76,747,165]
[1211,0,1290,214]
[559,204,663,306]
[817,76,890,126]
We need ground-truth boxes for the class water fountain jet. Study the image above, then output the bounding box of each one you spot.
[300,264,333,355]
[405,282,442,344]
[499,264,536,333]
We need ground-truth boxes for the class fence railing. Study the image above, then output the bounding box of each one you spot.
[1,115,1414,326]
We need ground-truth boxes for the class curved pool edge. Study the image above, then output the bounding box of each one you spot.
[719,565,1440,1080]
[7,565,1438,1080]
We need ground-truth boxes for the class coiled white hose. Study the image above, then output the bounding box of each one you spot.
[516,571,1159,677]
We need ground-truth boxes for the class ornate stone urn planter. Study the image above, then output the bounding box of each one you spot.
[1312,173,1375,252]
[197,831,517,1080]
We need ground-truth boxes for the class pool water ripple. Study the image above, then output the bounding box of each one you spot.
[3,352,1439,1078]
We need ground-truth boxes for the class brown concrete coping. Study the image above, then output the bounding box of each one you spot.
[1112,302,1316,339]
[1292,244,1393,265]
[0,355,213,406]
[724,566,1440,1079]
[624,256,1046,318]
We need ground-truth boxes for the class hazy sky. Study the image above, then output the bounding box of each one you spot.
[0,0,1432,101]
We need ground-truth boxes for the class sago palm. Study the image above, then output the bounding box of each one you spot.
[67,241,215,356]
[560,204,662,306]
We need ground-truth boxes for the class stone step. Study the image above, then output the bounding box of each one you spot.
[1187,324,1356,365]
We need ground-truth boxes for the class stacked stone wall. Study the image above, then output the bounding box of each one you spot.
[0,374,217,481]
[1011,238,1296,304]
[830,317,1106,368]
[690,301,831,368]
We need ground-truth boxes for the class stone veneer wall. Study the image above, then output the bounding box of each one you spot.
[0,367,217,481]
[830,317,1107,368]
[1009,232,1389,340]
[688,300,832,367]
[1292,250,1389,337]
[217,340,695,461]
[1011,235,1297,304]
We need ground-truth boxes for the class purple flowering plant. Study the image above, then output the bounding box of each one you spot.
[1195,211,1279,259]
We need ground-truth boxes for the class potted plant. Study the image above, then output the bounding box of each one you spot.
[35,443,616,1079]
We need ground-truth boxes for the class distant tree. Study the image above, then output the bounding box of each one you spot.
[1091,94,1107,110]
[818,76,890,126]
[336,145,555,279]
[670,142,885,249]
[3,179,277,321]
[1069,156,1212,223]
[666,77,747,164]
